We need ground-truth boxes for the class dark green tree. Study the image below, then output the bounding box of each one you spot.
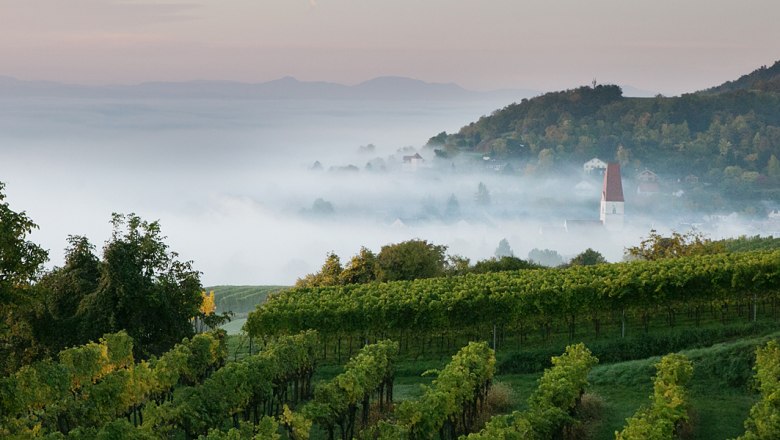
[568,248,608,266]
[0,181,49,373]
[376,239,447,281]
[77,213,202,358]
[33,235,100,353]
[470,256,538,274]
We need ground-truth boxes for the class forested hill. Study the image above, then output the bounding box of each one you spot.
[700,60,780,95]
[427,61,780,180]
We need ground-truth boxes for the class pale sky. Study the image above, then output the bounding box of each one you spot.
[1,0,779,94]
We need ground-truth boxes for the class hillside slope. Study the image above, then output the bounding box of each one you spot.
[700,60,780,95]
[427,61,780,190]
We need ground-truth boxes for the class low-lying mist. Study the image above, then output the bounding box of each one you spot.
[1,96,772,285]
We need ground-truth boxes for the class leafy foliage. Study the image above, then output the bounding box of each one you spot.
[376,239,448,282]
[376,341,495,440]
[78,213,203,358]
[0,330,227,437]
[303,340,398,440]
[615,353,694,440]
[736,340,780,439]
[147,330,318,439]
[0,181,49,374]
[702,60,780,95]
[468,256,539,274]
[33,236,101,353]
[248,249,780,343]
[340,247,379,285]
[567,248,607,266]
[464,343,598,440]
[431,77,780,189]
[625,229,724,261]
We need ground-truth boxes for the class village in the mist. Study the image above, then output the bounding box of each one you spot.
[2,88,778,286]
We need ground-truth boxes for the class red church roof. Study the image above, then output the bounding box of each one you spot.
[602,162,624,202]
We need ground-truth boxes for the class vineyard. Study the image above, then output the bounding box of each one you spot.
[208,286,287,316]
[245,250,780,360]
[4,330,779,439]
[3,249,780,438]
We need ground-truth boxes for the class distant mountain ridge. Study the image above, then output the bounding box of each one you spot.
[0,75,537,101]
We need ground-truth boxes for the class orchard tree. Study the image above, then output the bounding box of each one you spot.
[77,213,203,358]
[376,239,447,281]
[0,182,49,373]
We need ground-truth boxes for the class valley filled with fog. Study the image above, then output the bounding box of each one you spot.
[1,95,771,285]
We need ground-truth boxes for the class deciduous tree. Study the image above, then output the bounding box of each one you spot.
[376,239,447,281]
[0,182,48,373]
[77,213,202,359]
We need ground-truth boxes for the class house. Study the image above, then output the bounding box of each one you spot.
[637,169,658,182]
[637,169,661,195]
[402,153,424,171]
[600,163,624,229]
[583,158,607,175]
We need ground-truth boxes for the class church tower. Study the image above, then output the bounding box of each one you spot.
[600,162,624,229]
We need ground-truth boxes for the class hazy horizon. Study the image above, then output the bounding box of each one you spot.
[2,1,779,95]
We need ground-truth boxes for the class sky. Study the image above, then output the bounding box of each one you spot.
[1,0,779,95]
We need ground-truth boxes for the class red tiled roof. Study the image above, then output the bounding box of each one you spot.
[602,162,624,202]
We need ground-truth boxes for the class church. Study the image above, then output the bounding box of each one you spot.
[600,163,625,229]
